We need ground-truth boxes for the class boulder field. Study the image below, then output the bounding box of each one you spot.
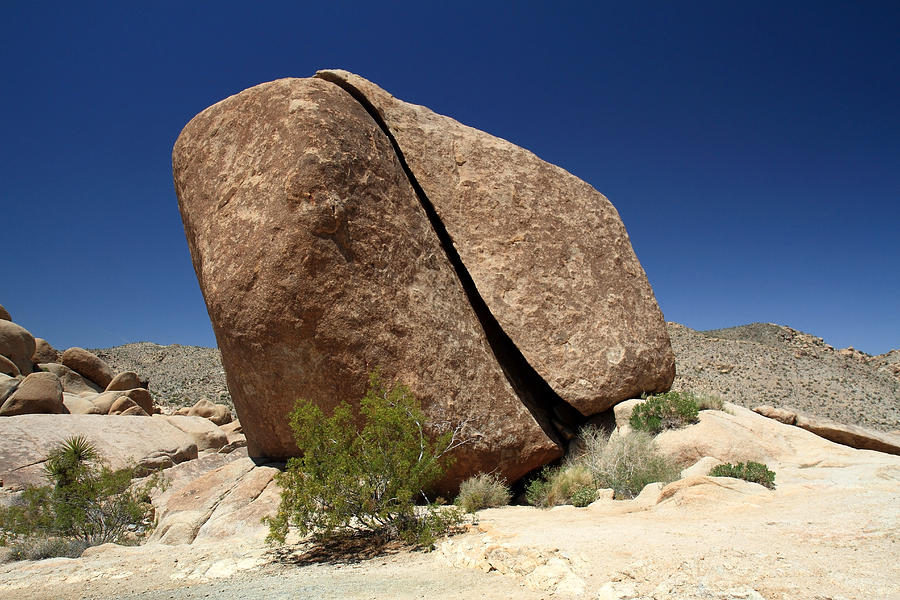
[173,71,674,488]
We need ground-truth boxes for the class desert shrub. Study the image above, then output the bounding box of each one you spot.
[710,461,776,489]
[455,473,511,513]
[265,371,465,548]
[0,436,160,560]
[579,428,680,499]
[630,391,699,434]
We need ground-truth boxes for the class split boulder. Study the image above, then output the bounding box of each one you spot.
[174,76,560,488]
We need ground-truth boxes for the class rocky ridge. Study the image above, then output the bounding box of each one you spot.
[669,322,900,432]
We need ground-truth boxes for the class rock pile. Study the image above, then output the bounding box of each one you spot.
[0,303,232,425]
[174,71,674,490]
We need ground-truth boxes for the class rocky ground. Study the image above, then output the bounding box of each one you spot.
[668,322,900,432]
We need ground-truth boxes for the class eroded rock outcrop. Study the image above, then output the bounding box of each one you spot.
[174,71,674,488]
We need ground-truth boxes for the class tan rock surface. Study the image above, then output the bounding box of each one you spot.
[0,355,18,377]
[175,398,232,425]
[0,371,65,416]
[62,392,102,414]
[793,413,900,455]
[0,414,203,489]
[90,390,125,414]
[39,362,103,396]
[61,346,114,388]
[122,387,154,413]
[0,319,35,376]
[0,304,10,322]
[158,414,227,451]
[31,338,60,364]
[315,69,674,415]
[174,76,559,487]
[109,395,140,414]
[105,371,142,392]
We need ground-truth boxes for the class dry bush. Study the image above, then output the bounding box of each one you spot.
[578,428,680,499]
[455,473,512,513]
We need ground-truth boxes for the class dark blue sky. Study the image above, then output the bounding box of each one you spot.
[2,2,898,354]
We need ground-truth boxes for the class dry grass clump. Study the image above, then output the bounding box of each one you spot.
[525,427,680,506]
[695,393,725,411]
[455,473,512,513]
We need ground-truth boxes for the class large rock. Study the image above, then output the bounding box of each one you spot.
[0,414,204,489]
[39,362,103,396]
[0,371,65,416]
[315,70,674,414]
[158,415,228,451]
[61,347,114,388]
[0,319,35,376]
[174,76,560,488]
[62,392,102,415]
[32,338,60,364]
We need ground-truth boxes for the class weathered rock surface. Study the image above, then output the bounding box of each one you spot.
[32,338,60,364]
[0,414,212,489]
[315,69,674,415]
[0,371,65,416]
[122,387,154,413]
[109,395,140,415]
[0,304,10,322]
[91,390,125,414]
[174,76,559,488]
[0,319,35,376]
[175,398,232,425]
[39,362,103,396]
[0,375,19,405]
[61,347,114,388]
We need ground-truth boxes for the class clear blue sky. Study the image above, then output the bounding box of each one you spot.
[2,1,898,355]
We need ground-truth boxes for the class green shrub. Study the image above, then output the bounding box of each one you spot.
[0,436,160,560]
[578,428,680,499]
[630,391,699,434]
[710,461,776,489]
[455,473,511,513]
[265,371,465,548]
[569,486,597,507]
[525,464,595,508]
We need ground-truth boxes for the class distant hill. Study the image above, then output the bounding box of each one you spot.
[669,322,899,432]
[93,323,900,432]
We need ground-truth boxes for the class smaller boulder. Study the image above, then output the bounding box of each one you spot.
[39,363,103,396]
[175,398,233,426]
[120,405,150,417]
[60,347,114,388]
[157,415,227,451]
[106,371,142,392]
[0,372,65,416]
[32,338,60,364]
[0,320,35,376]
[0,304,10,321]
[109,396,140,415]
[62,392,102,415]
[752,405,797,425]
[122,388,154,414]
[0,355,19,378]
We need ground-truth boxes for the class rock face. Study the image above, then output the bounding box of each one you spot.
[174,72,673,488]
[316,70,674,414]
[175,398,232,426]
[32,338,60,364]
